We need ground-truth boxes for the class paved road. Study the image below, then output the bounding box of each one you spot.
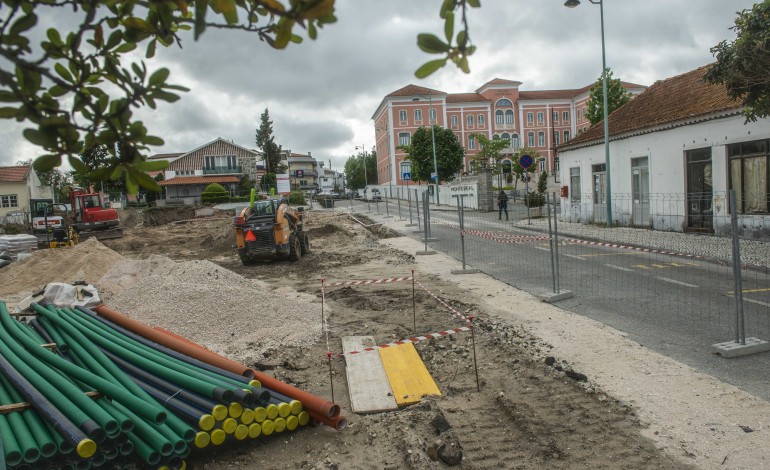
[340,198,770,402]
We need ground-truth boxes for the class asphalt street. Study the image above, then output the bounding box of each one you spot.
[342,197,770,402]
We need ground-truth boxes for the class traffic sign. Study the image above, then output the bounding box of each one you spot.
[519,154,534,170]
[402,172,411,181]
[431,172,437,181]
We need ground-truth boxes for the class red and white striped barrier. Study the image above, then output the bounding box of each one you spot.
[561,238,705,259]
[170,216,230,224]
[333,326,472,357]
[433,221,550,244]
[324,276,413,287]
[414,278,475,325]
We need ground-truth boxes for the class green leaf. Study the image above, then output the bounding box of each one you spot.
[115,42,137,53]
[273,19,294,49]
[415,59,446,79]
[0,107,17,119]
[10,14,37,36]
[23,128,57,148]
[142,135,164,146]
[148,67,170,86]
[444,13,454,41]
[33,154,61,172]
[457,30,467,48]
[459,56,470,73]
[146,38,157,58]
[135,159,168,171]
[290,34,303,44]
[0,91,19,103]
[215,0,238,23]
[440,0,453,19]
[123,17,152,32]
[194,0,208,40]
[417,33,450,54]
[132,167,162,192]
[308,22,317,40]
[467,0,481,7]
[68,155,89,173]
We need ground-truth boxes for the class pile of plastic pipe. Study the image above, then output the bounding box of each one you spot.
[0,302,317,469]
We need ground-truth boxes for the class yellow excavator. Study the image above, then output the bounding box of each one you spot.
[43,204,78,248]
[233,190,309,265]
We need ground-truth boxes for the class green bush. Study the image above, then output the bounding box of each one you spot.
[288,191,306,205]
[201,183,229,203]
[523,192,545,208]
[229,195,250,202]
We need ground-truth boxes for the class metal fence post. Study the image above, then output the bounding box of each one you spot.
[407,186,415,226]
[397,186,403,220]
[451,195,479,275]
[384,191,392,218]
[538,192,572,302]
[415,188,421,231]
[730,190,746,345]
[416,190,436,256]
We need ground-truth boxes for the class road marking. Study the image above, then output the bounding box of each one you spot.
[563,254,586,260]
[726,294,770,308]
[657,277,698,288]
[730,287,770,294]
[579,252,644,258]
[605,264,634,272]
[534,246,550,252]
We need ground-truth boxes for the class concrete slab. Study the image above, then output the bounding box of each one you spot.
[451,269,480,275]
[538,290,574,303]
[712,337,770,358]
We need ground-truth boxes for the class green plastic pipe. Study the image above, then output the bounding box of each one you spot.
[59,307,244,400]
[0,315,117,439]
[0,374,56,458]
[19,304,167,425]
[45,308,232,403]
[0,412,22,467]
[111,401,173,457]
[0,310,105,447]
[37,316,71,354]
[126,430,161,466]
[0,376,41,464]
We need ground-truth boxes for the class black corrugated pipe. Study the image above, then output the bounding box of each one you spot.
[75,306,254,382]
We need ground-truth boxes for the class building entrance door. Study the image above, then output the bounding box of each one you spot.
[592,163,607,223]
[632,157,650,226]
[686,148,713,231]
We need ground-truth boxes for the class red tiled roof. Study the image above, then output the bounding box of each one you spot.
[446,93,490,103]
[149,153,183,160]
[519,89,581,100]
[158,175,239,186]
[386,84,446,97]
[484,78,521,86]
[0,166,30,183]
[562,65,742,149]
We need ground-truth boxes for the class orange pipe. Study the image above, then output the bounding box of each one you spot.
[93,305,341,422]
[308,410,348,431]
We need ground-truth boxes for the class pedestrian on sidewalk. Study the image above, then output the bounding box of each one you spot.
[498,190,509,221]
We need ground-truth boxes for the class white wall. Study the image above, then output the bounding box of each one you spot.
[558,114,770,234]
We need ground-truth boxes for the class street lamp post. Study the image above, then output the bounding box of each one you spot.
[565,0,612,227]
[356,145,370,211]
[428,92,440,205]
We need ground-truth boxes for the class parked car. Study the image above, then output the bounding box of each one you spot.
[362,188,382,202]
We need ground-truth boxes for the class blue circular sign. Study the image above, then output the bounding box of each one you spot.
[519,154,534,170]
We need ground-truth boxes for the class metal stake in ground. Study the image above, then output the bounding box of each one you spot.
[469,316,480,392]
[411,269,417,334]
[384,192,392,218]
[415,188,421,231]
[416,191,436,256]
[397,187,403,220]
[451,195,479,275]
[407,184,416,227]
[326,352,335,403]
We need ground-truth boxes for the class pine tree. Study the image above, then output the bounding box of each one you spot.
[255,109,287,175]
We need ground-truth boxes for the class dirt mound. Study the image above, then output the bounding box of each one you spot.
[306,223,346,237]
[143,206,195,226]
[0,238,124,297]
[117,208,143,229]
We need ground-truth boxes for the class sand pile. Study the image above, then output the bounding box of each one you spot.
[101,258,322,364]
[0,238,124,297]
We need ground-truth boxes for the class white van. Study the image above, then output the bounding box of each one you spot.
[362,187,382,202]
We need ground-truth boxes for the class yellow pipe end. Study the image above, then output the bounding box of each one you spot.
[198,414,215,431]
[240,408,255,425]
[211,404,228,421]
[248,379,262,388]
[298,411,310,426]
[194,431,210,449]
[289,400,303,415]
[286,415,299,431]
[76,438,97,459]
[248,423,261,439]
[234,424,249,441]
[228,402,243,419]
[274,417,287,433]
[266,404,279,420]
[222,417,237,434]
[179,461,187,470]
[253,407,267,423]
[261,419,275,436]
[277,402,291,418]
[210,429,226,446]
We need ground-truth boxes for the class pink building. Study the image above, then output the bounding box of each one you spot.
[371,78,645,185]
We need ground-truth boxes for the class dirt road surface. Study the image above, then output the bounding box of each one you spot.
[2,207,767,469]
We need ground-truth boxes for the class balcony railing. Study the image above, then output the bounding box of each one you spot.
[203,166,242,175]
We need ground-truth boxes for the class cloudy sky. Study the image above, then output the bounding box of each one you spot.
[0,0,759,171]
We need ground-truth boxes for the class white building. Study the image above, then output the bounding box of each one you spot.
[557,65,770,237]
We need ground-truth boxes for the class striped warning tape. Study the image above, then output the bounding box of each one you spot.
[413,278,475,325]
[561,238,705,259]
[170,216,230,224]
[433,221,550,244]
[325,276,412,287]
[334,326,471,357]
